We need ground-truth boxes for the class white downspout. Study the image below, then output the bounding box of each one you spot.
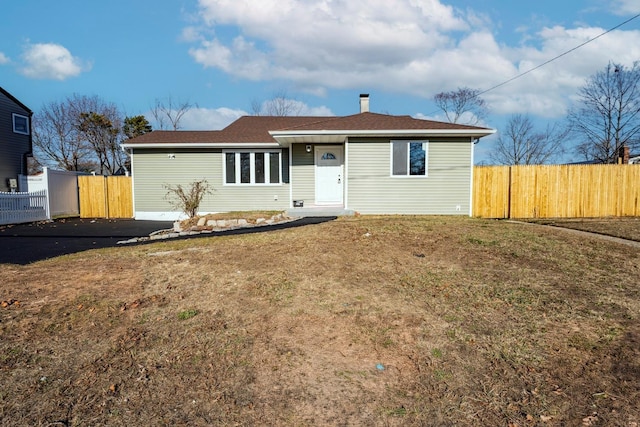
[344,137,349,209]
[289,146,293,208]
[469,138,476,217]
[128,148,136,219]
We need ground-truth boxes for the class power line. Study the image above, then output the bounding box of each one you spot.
[477,12,640,97]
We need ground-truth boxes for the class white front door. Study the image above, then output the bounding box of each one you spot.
[315,146,343,204]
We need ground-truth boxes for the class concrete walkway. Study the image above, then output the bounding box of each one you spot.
[508,220,640,249]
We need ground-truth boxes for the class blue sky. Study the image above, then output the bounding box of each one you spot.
[1,0,640,163]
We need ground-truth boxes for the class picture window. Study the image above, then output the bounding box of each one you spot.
[224,150,281,185]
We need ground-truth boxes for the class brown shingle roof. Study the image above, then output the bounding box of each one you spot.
[123,130,227,144]
[123,112,493,145]
[276,112,488,131]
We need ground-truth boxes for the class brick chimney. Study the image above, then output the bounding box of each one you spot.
[359,94,369,113]
[618,145,630,164]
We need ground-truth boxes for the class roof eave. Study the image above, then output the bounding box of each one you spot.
[121,142,282,149]
[0,86,33,115]
[269,128,496,145]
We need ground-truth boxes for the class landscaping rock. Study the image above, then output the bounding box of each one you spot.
[117,211,299,245]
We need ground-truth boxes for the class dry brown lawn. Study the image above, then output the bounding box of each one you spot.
[1,216,639,426]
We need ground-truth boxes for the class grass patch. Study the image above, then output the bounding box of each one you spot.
[1,216,638,425]
[177,309,199,320]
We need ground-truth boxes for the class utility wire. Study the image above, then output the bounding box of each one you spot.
[476,12,640,97]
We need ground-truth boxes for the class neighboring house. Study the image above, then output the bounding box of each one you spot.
[122,95,495,220]
[569,145,639,165]
[0,87,33,192]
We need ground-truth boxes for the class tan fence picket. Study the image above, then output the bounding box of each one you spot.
[474,164,640,218]
[77,167,638,220]
[78,176,132,219]
[106,176,133,218]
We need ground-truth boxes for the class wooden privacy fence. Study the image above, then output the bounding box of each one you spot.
[78,176,133,218]
[474,164,640,218]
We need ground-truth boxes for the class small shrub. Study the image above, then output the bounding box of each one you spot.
[163,180,212,218]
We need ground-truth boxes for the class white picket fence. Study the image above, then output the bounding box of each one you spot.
[0,190,48,225]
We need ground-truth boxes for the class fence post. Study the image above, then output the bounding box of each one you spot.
[104,176,109,220]
[507,166,512,219]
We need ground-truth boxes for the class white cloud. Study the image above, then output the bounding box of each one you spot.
[299,104,334,116]
[180,26,205,43]
[610,0,640,15]
[186,0,640,118]
[486,26,640,116]
[152,101,333,131]
[172,107,247,130]
[0,52,9,64]
[20,43,90,80]
[189,0,465,82]
[253,98,334,116]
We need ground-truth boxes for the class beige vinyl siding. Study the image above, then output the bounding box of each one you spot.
[290,143,316,205]
[346,137,473,214]
[132,148,290,212]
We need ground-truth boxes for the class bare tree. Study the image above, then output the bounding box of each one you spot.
[71,95,125,175]
[251,89,304,116]
[490,114,567,165]
[568,62,640,163]
[32,99,95,172]
[150,96,194,130]
[433,87,488,125]
[32,94,126,174]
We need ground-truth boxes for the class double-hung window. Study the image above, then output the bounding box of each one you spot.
[224,150,281,185]
[12,113,29,135]
[391,140,427,177]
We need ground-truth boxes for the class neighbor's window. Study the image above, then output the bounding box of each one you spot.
[224,150,281,185]
[391,140,427,176]
[12,113,29,135]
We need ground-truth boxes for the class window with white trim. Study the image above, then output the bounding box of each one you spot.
[12,113,29,135]
[224,150,282,185]
[391,140,427,177]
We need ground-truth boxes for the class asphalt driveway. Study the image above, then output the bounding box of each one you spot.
[0,216,335,265]
[0,218,173,265]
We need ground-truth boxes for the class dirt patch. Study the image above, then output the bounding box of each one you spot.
[1,216,639,425]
